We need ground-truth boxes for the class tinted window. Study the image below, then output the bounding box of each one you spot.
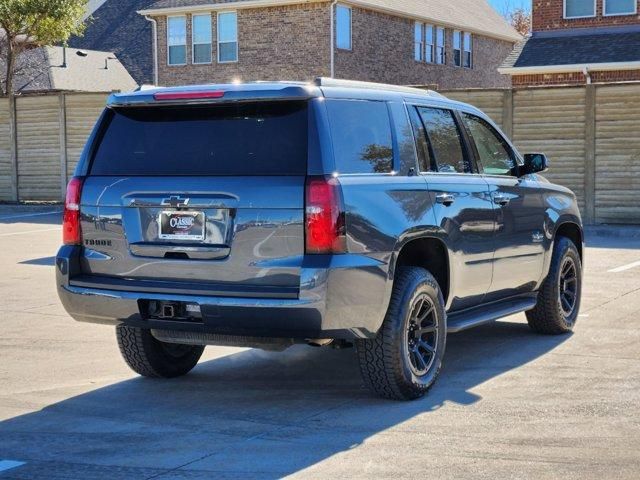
[90,102,308,176]
[408,107,434,172]
[463,113,515,176]
[326,100,394,174]
[417,107,471,174]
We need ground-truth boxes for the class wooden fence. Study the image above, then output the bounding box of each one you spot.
[0,92,108,203]
[1,84,639,224]
[442,83,640,225]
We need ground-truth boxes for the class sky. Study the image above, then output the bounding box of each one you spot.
[489,0,532,16]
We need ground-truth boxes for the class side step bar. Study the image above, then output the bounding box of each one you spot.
[447,295,538,333]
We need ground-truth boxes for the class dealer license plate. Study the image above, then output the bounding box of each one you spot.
[158,211,206,241]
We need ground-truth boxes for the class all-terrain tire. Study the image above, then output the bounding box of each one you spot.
[356,267,447,401]
[116,325,204,378]
[526,237,582,335]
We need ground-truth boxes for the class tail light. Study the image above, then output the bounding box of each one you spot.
[305,176,346,254]
[63,176,84,245]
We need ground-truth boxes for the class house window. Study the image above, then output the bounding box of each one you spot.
[453,30,462,67]
[192,14,212,64]
[218,11,238,62]
[336,5,351,50]
[564,0,596,18]
[167,16,187,65]
[436,26,445,64]
[454,31,472,68]
[604,0,637,15]
[414,22,424,61]
[426,25,434,63]
[463,32,472,68]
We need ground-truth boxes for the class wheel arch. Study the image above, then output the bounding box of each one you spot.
[390,234,451,305]
[554,221,584,261]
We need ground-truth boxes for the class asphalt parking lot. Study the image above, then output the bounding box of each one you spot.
[0,206,639,479]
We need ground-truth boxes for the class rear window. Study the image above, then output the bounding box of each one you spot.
[90,101,308,176]
[326,99,394,174]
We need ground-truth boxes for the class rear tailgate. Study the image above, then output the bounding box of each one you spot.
[76,101,309,298]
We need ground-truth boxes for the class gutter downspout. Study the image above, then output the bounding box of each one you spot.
[583,66,592,85]
[145,15,159,85]
[329,0,337,78]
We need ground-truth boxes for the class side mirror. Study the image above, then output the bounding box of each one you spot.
[522,153,549,176]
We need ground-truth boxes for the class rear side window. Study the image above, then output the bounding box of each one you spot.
[416,107,472,174]
[90,101,308,176]
[326,99,394,174]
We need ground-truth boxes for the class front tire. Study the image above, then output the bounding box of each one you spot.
[356,267,447,401]
[526,237,582,335]
[116,325,204,378]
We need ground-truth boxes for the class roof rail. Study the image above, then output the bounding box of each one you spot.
[314,77,445,98]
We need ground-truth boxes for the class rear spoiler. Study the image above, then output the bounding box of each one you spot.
[107,83,321,107]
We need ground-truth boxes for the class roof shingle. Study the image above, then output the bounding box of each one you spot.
[69,0,158,84]
[0,46,137,94]
[502,28,640,69]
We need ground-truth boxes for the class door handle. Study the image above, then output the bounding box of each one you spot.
[493,194,510,206]
[435,193,455,206]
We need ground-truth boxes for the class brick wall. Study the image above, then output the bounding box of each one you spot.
[334,7,514,89]
[155,4,514,89]
[156,3,332,85]
[533,0,640,31]
[513,69,640,86]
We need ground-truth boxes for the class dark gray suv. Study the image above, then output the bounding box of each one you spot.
[56,78,584,400]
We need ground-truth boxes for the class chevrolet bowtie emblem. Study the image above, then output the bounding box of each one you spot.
[161,196,190,208]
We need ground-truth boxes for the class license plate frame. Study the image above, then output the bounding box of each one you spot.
[158,211,206,241]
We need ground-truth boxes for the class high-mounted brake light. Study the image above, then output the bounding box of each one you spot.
[63,176,84,245]
[305,176,346,254]
[153,90,225,101]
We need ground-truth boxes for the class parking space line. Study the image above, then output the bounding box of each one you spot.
[0,211,61,221]
[0,228,59,237]
[0,460,26,472]
[608,260,640,273]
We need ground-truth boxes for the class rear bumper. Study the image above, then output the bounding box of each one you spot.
[56,246,391,339]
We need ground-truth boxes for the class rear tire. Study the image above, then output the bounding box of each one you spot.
[116,325,204,378]
[526,237,582,335]
[356,267,447,401]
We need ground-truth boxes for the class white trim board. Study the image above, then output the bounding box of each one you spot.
[499,61,640,75]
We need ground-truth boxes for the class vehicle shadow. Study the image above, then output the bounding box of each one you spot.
[19,257,56,266]
[585,235,640,251]
[0,211,62,226]
[0,320,570,479]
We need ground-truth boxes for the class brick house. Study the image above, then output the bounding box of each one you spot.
[137,0,521,89]
[500,0,640,86]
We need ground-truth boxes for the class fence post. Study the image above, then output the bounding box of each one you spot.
[59,92,68,200]
[502,89,514,139]
[8,95,18,202]
[584,84,596,225]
